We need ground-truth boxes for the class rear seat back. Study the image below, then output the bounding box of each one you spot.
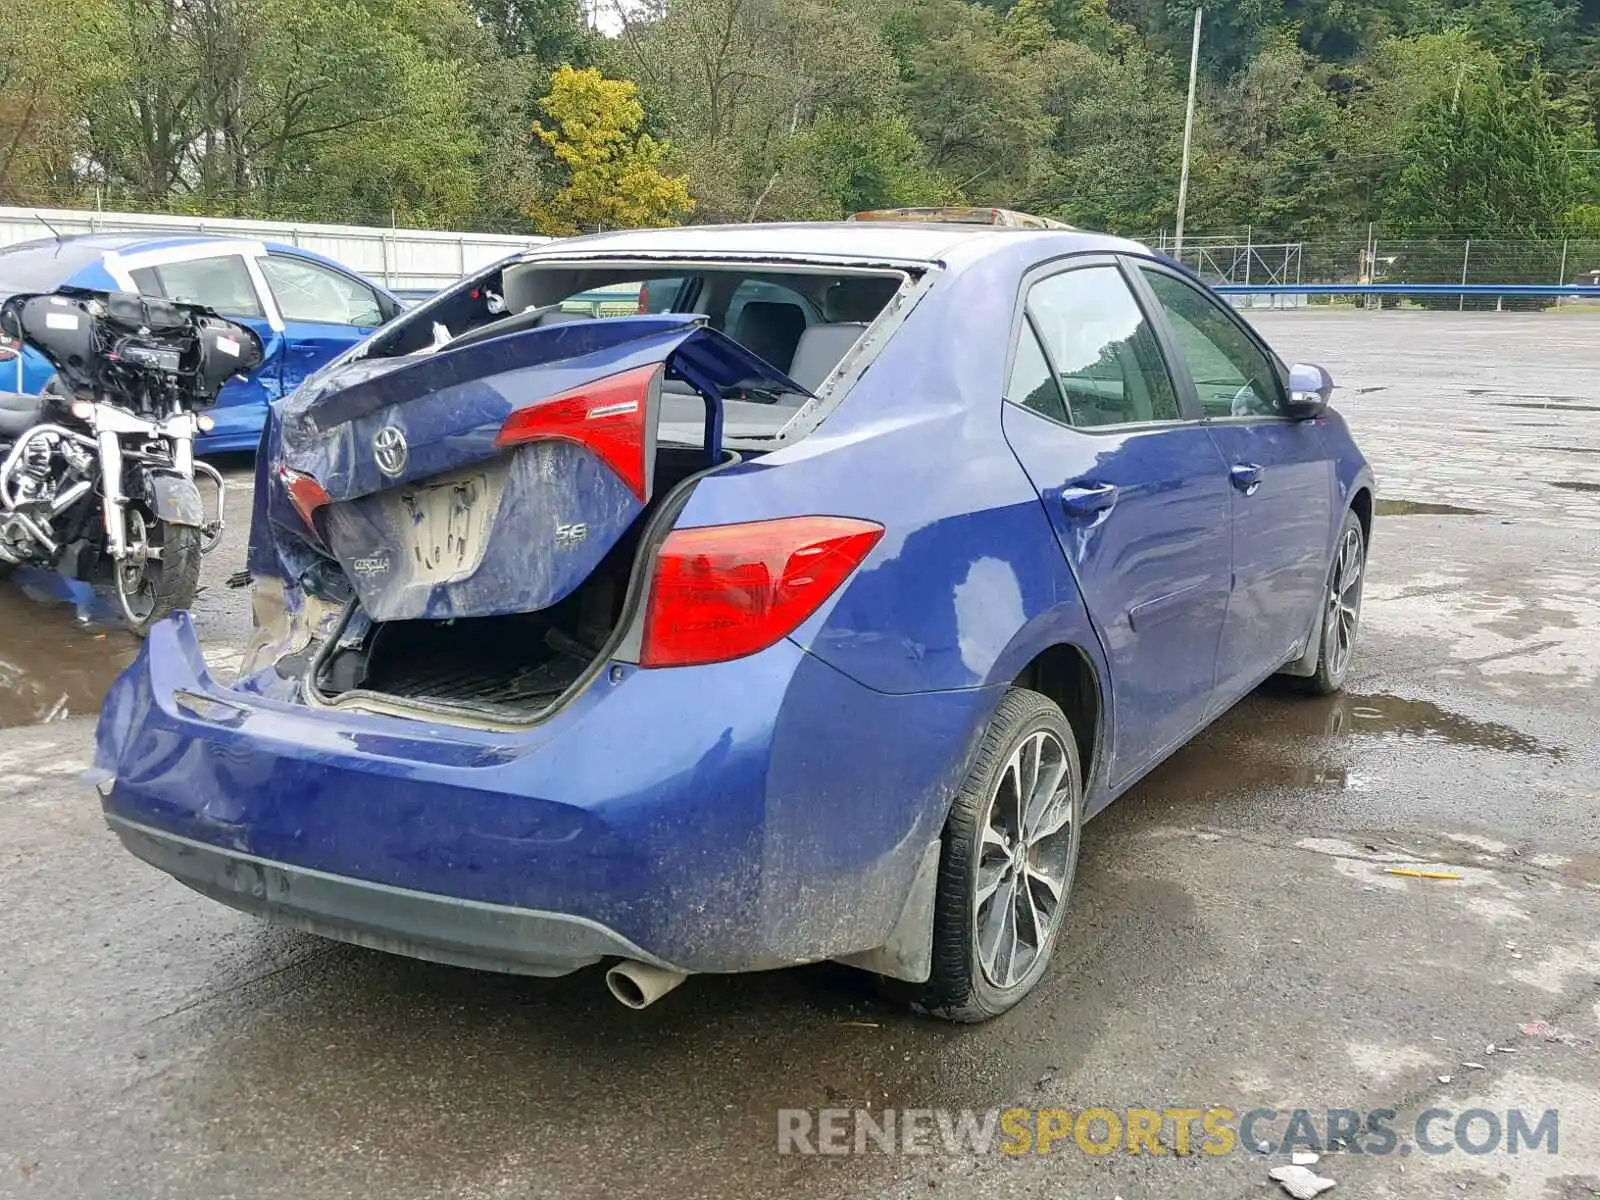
[787,323,867,393]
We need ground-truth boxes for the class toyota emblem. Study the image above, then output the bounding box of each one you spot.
[373,425,408,477]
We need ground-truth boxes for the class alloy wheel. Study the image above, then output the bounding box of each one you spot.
[973,729,1076,990]
[1325,524,1364,680]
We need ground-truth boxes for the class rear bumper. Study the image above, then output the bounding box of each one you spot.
[108,814,675,976]
[96,615,997,975]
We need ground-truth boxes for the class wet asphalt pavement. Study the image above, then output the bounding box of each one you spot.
[2,311,1599,1200]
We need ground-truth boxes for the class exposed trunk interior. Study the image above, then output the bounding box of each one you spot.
[293,259,914,725]
[311,446,718,720]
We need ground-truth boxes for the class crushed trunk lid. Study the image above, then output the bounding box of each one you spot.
[268,314,804,622]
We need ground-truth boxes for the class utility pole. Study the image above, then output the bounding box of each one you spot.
[1173,7,1203,257]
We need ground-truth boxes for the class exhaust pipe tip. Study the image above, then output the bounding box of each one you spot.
[605,960,688,1010]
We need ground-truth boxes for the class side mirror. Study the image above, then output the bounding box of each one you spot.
[1283,362,1333,419]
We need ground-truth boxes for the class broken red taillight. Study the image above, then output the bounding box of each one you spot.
[639,517,885,669]
[494,362,661,501]
[279,465,331,531]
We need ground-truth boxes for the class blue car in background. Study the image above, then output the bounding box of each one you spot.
[0,233,402,453]
[94,220,1374,1021]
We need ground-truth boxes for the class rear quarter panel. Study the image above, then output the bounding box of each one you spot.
[674,243,1116,797]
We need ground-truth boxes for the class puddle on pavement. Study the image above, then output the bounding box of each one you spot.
[1551,480,1600,493]
[1376,499,1484,516]
[0,584,136,729]
[1328,691,1555,755]
[1129,689,1557,809]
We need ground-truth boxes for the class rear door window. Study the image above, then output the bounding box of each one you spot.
[1024,266,1181,428]
[639,276,686,313]
[260,254,383,327]
[129,255,264,319]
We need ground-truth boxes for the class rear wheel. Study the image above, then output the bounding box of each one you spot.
[1302,510,1366,695]
[115,510,202,636]
[894,688,1083,1022]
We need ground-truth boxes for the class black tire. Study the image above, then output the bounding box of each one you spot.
[893,687,1084,1022]
[123,522,202,638]
[1302,509,1366,696]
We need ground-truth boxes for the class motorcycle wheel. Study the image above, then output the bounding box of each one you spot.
[115,510,202,637]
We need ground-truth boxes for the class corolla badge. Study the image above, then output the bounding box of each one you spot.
[352,554,392,576]
[373,425,408,476]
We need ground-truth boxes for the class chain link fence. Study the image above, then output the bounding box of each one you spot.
[1150,232,1600,310]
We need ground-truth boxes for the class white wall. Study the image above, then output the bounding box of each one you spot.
[0,206,553,292]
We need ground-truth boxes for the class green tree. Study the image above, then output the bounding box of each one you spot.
[887,0,1053,201]
[466,0,591,61]
[1384,65,1585,235]
[529,65,694,233]
[784,110,945,216]
[1203,36,1347,233]
[0,0,110,203]
[1029,41,1189,232]
[607,0,905,221]
[63,0,488,223]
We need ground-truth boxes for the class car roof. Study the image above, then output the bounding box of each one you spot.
[523,221,1135,265]
[0,232,389,291]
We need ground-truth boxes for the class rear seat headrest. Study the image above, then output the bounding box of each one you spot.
[824,278,900,323]
[536,309,586,326]
[732,301,808,373]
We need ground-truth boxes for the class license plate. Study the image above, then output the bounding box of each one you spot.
[397,473,493,583]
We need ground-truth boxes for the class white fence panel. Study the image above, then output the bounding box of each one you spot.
[0,206,552,291]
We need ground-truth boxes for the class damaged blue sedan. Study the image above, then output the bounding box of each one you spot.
[93,218,1374,1021]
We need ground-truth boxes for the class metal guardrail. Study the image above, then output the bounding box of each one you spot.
[1211,283,1600,297]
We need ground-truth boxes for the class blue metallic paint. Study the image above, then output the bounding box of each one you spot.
[96,614,995,971]
[95,226,1375,978]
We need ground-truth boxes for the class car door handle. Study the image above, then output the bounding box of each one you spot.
[1059,482,1119,517]
[1230,463,1264,496]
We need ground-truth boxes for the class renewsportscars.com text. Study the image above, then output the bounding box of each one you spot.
[777,1106,1559,1157]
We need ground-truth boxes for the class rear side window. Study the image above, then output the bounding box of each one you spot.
[639,276,685,313]
[261,254,383,327]
[1025,266,1180,428]
[1006,322,1069,424]
[1140,269,1282,418]
[130,255,263,319]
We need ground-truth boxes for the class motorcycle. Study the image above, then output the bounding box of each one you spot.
[0,288,262,634]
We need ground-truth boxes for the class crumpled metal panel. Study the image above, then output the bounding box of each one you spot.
[321,440,642,621]
[247,315,805,626]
